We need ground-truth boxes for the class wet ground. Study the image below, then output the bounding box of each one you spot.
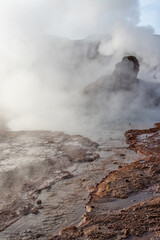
[50,123,160,240]
[0,124,139,240]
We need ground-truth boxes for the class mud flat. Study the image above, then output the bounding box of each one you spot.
[50,123,160,240]
[0,127,137,240]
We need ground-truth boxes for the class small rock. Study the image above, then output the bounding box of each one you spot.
[86,205,92,212]
[36,200,42,205]
[120,153,125,157]
[35,233,44,238]
[32,208,39,215]
[113,161,117,164]
[118,165,123,169]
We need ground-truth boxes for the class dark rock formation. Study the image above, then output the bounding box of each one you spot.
[112,56,140,91]
[83,55,140,96]
[82,56,160,111]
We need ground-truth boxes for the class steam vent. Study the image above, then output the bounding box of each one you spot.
[0,1,160,240]
[113,56,140,90]
[0,55,160,240]
[83,55,160,112]
[83,55,140,96]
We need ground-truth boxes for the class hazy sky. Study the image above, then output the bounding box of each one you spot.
[140,0,160,34]
[0,0,159,40]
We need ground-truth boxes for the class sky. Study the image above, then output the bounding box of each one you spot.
[0,0,159,40]
[140,0,160,34]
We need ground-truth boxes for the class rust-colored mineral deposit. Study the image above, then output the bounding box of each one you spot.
[50,123,160,240]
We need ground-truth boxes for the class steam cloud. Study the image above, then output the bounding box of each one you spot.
[0,0,159,133]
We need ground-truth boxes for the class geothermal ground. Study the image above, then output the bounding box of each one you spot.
[0,123,159,239]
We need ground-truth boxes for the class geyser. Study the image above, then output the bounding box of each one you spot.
[0,0,159,132]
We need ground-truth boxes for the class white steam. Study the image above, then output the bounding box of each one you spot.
[99,23,160,80]
[0,0,159,133]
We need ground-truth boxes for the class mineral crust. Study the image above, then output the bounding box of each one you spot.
[50,123,160,240]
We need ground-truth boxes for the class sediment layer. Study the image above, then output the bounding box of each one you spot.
[51,123,160,240]
[0,131,99,235]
